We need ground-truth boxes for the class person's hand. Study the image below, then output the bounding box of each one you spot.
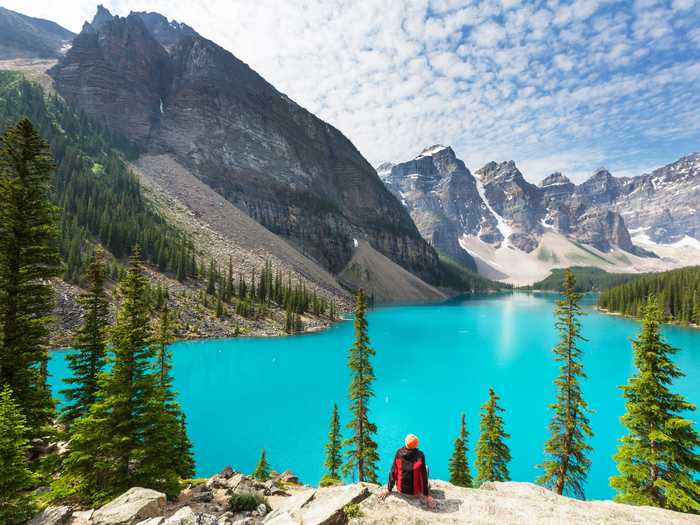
[378,487,390,501]
[423,495,437,509]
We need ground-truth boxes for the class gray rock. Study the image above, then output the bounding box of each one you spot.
[49,8,442,284]
[68,509,94,525]
[190,490,214,503]
[92,487,166,525]
[135,519,164,525]
[256,503,268,516]
[162,507,219,525]
[29,506,72,525]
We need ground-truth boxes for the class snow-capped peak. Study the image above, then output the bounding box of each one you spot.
[414,144,448,159]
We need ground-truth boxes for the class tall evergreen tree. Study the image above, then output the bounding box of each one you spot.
[610,297,700,513]
[449,413,472,487]
[324,403,343,481]
[474,388,511,486]
[0,118,61,434]
[147,301,195,482]
[252,449,271,481]
[60,249,179,504]
[0,386,35,524]
[61,248,110,426]
[342,289,379,483]
[537,269,593,498]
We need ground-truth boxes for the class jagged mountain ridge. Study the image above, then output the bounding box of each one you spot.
[48,6,442,284]
[0,6,74,59]
[382,147,700,284]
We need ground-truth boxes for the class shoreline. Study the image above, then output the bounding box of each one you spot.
[596,306,700,330]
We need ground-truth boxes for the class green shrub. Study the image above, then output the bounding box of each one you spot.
[228,492,268,513]
[319,475,342,487]
[344,503,362,518]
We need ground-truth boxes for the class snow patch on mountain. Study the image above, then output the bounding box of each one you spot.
[475,176,512,248]
[414,144,447,159]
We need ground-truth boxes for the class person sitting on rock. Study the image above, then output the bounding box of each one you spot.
[379,434,436,509]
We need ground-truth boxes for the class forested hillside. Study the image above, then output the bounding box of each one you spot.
[0,71,196,283]
[0,71,341,342]
[531,267,642,292]
[598,266,700,324]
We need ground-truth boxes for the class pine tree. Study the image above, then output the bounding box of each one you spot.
[0,118,61,434]
[474,388,511,486]
[147,301,195,483]
[449,413,472,487]
[610,297,700,513]
[252,449,271,481]
[537,269,593,498]
[342,289,379,483]
[323,403,343,482]
[0,386,35,524]
[61,248,110,427]
[60,249,175,504]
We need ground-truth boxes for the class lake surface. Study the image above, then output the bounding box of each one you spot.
[48,292,700,500]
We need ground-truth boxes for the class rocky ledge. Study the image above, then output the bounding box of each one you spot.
[30,468,700,525]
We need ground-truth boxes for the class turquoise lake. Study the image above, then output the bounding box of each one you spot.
[47,292,700,500]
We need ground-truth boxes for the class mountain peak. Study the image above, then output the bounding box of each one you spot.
[130,11,198,49]
[414,144,451,159]
[540,172,572,187]
[91,4,114,30]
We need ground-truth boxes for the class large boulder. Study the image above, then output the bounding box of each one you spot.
[161,506,218,525]
[263,485,370,525]
[92,487,166,525]
[69,509,94,525]
[299,484,370,525]
[29,506,72,525]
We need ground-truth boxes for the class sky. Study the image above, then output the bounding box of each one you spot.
[6,0,700,183]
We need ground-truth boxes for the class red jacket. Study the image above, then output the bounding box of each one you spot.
[387,446,429,496]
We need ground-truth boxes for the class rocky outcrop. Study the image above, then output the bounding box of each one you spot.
[355,480,700,524]
[48,7,441,285]
[31,471,700,525]
[0,6,74,59]
[91,488,166,525]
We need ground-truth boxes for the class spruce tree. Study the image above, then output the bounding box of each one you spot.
[0,118,61,434]
[610,297,700,513]
[61,248,110,427]
[145,301,195,484]
[252,449,271,481]
[342,289,379,483]
[61,249,173,504]
[537,269,593,498]
[0,386,35,524]
[323,403,343,482]
[449,413,472,487]
[474,388,511,486]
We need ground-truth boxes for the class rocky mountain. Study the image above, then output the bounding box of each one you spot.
[379,146,483,269]
[382,147,700,284]
[610,153,700,244]
[0,6,74,59]
[48,6,441,286]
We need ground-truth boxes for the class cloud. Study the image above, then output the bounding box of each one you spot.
[3,0,699,183]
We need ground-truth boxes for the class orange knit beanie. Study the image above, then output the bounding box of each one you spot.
[405,434,419,449]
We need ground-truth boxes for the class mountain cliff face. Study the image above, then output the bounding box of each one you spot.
[611,153,700,243]
[383,146,645,260]
[380,146,482,269]
[49,7,441,283]
[0,6,74,59]
[381,146,700,284]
